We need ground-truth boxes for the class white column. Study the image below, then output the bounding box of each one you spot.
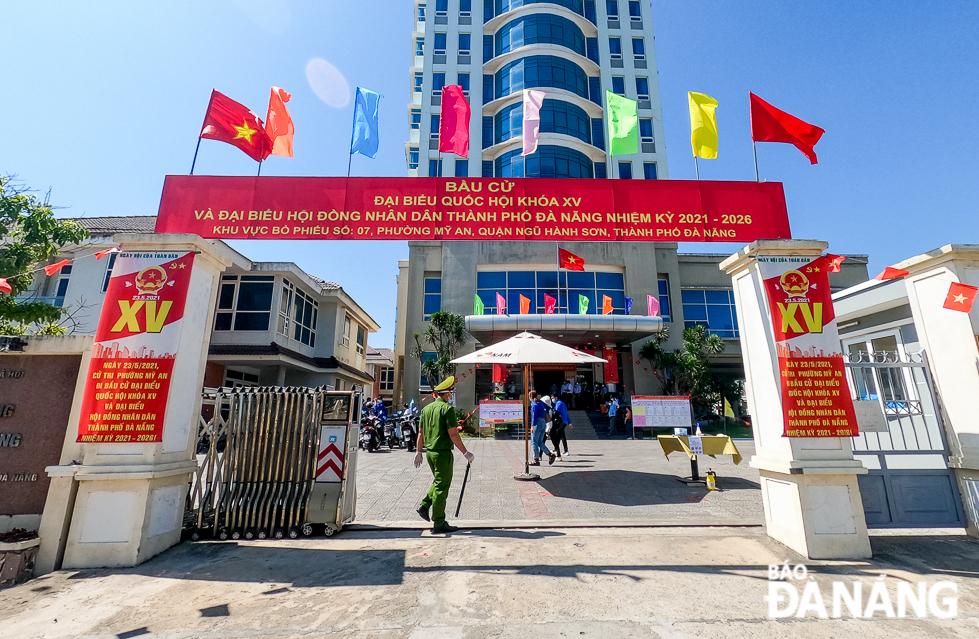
[60,234,235,568]
[721,240,871,559]
[899,245,979,537]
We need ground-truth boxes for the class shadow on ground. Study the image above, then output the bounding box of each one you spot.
[534,470,759,506]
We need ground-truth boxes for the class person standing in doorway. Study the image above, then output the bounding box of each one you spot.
[529,391,555,465]
[572,379,581,409]
[414,376,475,534]
[550,394,571,459]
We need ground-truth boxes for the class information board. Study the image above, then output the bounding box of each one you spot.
[631,395,692,428]
[479,400,524,429]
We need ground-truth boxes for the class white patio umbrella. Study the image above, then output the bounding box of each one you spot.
[451,332,606,479]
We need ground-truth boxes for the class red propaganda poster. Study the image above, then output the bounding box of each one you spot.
[155,176,791,243]
[77,251,196,443]
[759,255,858,437]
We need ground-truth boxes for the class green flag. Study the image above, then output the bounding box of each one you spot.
[606,90,639,156]
[579,294,589,315]
[474,293,485,315]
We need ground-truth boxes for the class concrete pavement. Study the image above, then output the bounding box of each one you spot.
[1,526,977,638]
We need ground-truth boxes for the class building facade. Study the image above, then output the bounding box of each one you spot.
[25,216,380,392]
[405,0,668,179]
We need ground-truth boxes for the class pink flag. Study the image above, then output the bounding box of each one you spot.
[439,85,471,158]
[521,89,546,156]
[544,293,557,314]
[496,292,507,314]
[647,294,660,317]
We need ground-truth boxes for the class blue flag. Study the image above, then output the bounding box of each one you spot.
[350,87,381,158]
[625,297,633,314]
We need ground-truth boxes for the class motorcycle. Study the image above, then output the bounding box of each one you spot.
[383,417,400,449]
[399,413,417,451]
[359,416,382,452]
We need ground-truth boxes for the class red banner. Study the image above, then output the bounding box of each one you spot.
[77,251,195,443]
[760,255,858,437]
[155,176,791,242]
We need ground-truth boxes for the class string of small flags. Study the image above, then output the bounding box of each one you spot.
[0,247,119,294]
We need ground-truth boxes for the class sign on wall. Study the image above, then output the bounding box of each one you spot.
[759,255,858,437]
[77,252,196,443]
[155,176,791,243]
[631,395,692,428]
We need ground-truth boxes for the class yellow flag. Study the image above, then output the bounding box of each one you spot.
[724,398,735,418]
[688,92,719,159]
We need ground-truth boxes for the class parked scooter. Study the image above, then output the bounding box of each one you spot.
[359,416,382,452]
[399,412,417,451]
[383,418,400,449]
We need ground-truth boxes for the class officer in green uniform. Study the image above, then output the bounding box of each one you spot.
[414,376,474,534]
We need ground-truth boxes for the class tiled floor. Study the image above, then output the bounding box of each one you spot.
[354,438,763,524]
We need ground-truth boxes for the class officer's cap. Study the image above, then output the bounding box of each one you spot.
[434,376,456,393]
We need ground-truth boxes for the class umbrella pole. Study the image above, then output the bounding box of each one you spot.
[515,362,539,481]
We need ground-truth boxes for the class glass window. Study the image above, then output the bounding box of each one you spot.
[436,0,447,10]
[632,37,645,56]
[455,160,469,177]
[458,72,470,94]
[586,37,599,62]
[418,3,426,21]
[356,324,366,355]
[611,76,625,95]
[639,118,653,141]
[415,37,424,56]
[589,77,602,105]
[420,351,438,388]
[635,76,649,99]
[495,56,589,99]
[215,275,274,332]
[618,162,632,179]
[585,0,596,22]
[424,277,442,319]
[431,114,440,135]
[408,148,420,169]
[279,280,318,347]
[410,109,421,129]
[595,161,607,178]
[657,276,671,321]
[433,72,445,93]
[342,315,351,346]
[101,251,118,293]
[460,0,471,12]
[628,0,641,19]
[682,289,738,338]
[496,145,593,179]
[459,33,471,53]
[495,0,583,16]
[606,0,619,18]
[643,162,657,179]
[434,32,447,54]
[609,37,621,56]
[413,73,424,92]
[429,159,442,177]
[476,268,623,315]
[482,160,494,177]
[483,34,494,62]
[496,14,586,56]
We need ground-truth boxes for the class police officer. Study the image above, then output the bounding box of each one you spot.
[414,376,474,534]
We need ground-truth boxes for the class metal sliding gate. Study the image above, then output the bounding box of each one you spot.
[846,350,966,528]
[186,386,361,540]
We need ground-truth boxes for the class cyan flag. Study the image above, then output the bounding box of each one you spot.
[350,87,381,159]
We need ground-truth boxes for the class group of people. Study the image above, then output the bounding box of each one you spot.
[529,391,571,465]
[362,397,389,421]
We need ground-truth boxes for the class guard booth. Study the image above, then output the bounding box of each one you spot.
[187,387,361,540]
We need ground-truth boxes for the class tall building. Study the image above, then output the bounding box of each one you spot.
[405,0,668,179]
[393,1,869,412]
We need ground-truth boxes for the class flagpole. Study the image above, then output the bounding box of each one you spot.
[189,138,202,175]
[694,156,700,181]
[347,152,353,178]
[257,161,262,177]
[752,141,760,182]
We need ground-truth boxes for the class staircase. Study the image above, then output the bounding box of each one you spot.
[565,410,601,440]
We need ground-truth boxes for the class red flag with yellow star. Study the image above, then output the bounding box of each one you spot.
[199,90,272,162]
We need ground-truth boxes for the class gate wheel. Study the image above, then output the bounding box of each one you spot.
[323,525,337,537]
[231,529,242,540]
[274,528,285,539]
[288,527,299,539]
[190,530,201,542]
[244,528,255,540]
[301,523,313,537]
[257,530,268,540]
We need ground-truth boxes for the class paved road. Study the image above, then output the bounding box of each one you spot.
[354,438,762,526]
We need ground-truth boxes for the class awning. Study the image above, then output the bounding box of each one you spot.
[464,314,663,348]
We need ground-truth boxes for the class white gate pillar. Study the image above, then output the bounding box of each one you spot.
[59,234,235,568]
[898,245,979,537]
[721,240,872,559]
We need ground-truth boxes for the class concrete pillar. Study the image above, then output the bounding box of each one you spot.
[59,234,235,568]
[898,245,979,537]
[721,240,871,559]
[275,364,287,386]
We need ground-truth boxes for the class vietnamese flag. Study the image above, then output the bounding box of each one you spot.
[875,267,910,281]
[559,248,585,271]
[0,278,11,294]
[200,90,272,162]
[825,254,846,273]
[750,93,825,164]
[943,282,978,313]
[493,363,507,383]
[438,85,470,158]
[544,293,557,314]
[44,259,70,276]
[265,86,295,158]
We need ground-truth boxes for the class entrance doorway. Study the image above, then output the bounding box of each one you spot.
[532,370,565,398]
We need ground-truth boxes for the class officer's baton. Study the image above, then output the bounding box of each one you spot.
[455,460,471,517]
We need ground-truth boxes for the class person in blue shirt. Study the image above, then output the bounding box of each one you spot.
[374,399,388,422]
[549,395,571,460]
[529,390,555,465]
[607,396,620,435]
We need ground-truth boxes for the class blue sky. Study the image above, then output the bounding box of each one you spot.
[3,1,977,348]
